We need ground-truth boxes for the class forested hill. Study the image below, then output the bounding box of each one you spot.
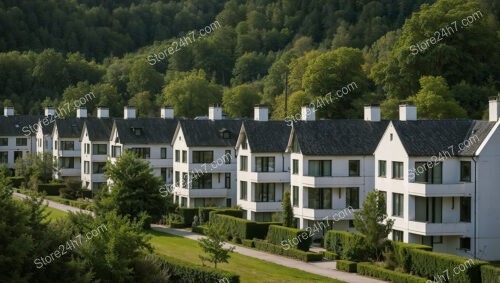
[0,0,498,120]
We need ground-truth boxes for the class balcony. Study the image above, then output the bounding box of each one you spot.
[189,163,235,174]
[59,168,81,177]
[408,220,472,236]
[239,200,282,212]
[245,171,290,183]
[298,176,365,187]
[408,182,473,197]
[55,150,81,157]
[294,207,356,220]
[189,188,230,198]
[147,158,173,168]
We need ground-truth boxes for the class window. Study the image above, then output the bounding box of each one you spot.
[92,182,106,190]
[392,230,403,242]
[460,197,471,222]
[348,220,355,228]
[308,160,331,177]
[255,212,273,222]
[160,148,167,159]
[346,187,359,209]
[182,173,188,188]
[380,191,387,212]
[349,160,360,176]
[14,151,22,161]
[460,161,471,182]
[459,237,471,250]
[175,171,180,186]
[224,173,231,189]
[378,160,387,177]
[130,148,150,159]
[255,183,275,202]
[308,188,332,209]
[54,141,57,150]
[192,151,213,163]
[61,157,74,168]
[92,162,106,174]
[226,198,231,207]
[291,135,300,153]
[161,168,167,182]
[392,193,404,217]
[255,157,275,172]
[240,156,248,171]
[60,141,74,150]
[222,130,231,139]
[83,143,89,154]
[240,181,247,200]
[192,173,212,189]
[224,150,231,164]
[182,150,187,163]
[292,159,299,175]
[241,137,247,149]
[0,152,7,164]
[414,162,442,184]
[112,146,121,157]
[415,197,442,223]
[392,162,404,179]
[92,144,107,155]
[293,186,299,207]
[16,138,27,146]
[175,150,180,162]
[84,161,89,174]
[0,138,8,146]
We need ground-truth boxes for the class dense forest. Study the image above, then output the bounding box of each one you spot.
[0,0,498,120]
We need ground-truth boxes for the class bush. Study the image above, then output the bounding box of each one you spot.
[337,260,357,273]
[481,265,500,283]
[323,251,339,260]
[241,239,254,248]
[38,183,66,196]
[8,176,24,188]
[192,225,207,235]
[212,208,244,218]
[390,241,432,272]
[358,262,428,283]
[198,207,216,223]
[179,208,199,227]
[253,239,323,262]
[155,255,239,282]
[324,231,369,261]
[209,213,278,241]
[169,222,185,228]
[266,225,311,252]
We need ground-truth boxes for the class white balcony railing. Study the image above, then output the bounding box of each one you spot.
[245,171,290,183]
[294,207,356,220]
[408,220,472,236]
[408,182,474,197]
[298,176,365,187]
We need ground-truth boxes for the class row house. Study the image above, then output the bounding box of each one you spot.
[376,102,500,260]
[35,107,56,155]
[236,106,291,221]
[171,105,241,208]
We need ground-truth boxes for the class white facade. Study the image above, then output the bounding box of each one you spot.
[52,123,82,180]
[80,126,109,191]
[0,135,35,169]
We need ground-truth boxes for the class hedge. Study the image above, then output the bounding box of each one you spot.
[390,241,432,272]
[357,262,428,283]
[209,213,278,241]
[408,249,487,282]
[38,183,66,196]
[192,225,207,235]
[336,260,357,273]
[323,251,339,260]
[481,265,500,283]
[253,239,323,262]
[155,255,239,283]
[266,225,311,252]
[169,222,185,228]
[212,209,244,219]
[324,230,369,261]
[198,207,216,223]
[179,208,199,227]
[8,176,24,188]
[241,239,254,248]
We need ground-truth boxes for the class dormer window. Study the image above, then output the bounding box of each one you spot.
[220,128,231,139]
[242,136,248,150]
[131,127,142,136]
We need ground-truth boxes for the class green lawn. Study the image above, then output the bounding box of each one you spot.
[149,231,342,283]
[43,205,68,222]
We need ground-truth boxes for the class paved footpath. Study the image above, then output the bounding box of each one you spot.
[13,192,94,216]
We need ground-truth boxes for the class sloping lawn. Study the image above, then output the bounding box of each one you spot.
[149,231,342,283]
[43,205,68,222]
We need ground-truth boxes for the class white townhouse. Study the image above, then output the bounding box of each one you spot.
[375,102,500,261]
[171,105,241,208]
[80,108,113,192]
[236,106,292,221]
[36,107,56,155]
[287,105,388,237]
[0,107,38,171]
[52,108,86,180]
[109,106,177,185]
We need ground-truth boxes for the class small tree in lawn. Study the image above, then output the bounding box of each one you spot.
[282,190,294,227]
[198,223,235,268]
[353,190,394,261]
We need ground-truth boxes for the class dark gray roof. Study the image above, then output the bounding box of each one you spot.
[241,120,291,152]
[292,120,389,155]
[54,118,85,138]
[114,118,178,144]
[179,120,242,147]
[83,118,114,141]
[39,115,55,134]
[392,120,495,156]
[0,115,41,136]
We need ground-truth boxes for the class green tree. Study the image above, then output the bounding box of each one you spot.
[127,60,164,95]
[198,223,235,269]
[14,153,55,185]
[222,83,262,118]
[353,190,394,261]
[231,52,271,85]
[282,190,294,228]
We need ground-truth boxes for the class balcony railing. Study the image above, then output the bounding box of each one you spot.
[408,220,472,236]
[407,182,473,197]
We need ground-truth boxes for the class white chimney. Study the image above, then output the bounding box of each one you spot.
[209,105,222,121]
[399,102,417,121]
[254,105,268,121]
[3,106,14,117]
[488,96,500,122]
[44,107,55,116]
[76,107,87,118]
[364,104,381,122]
[97,107,109,118]
[161,106,174,119]
[124,106,136,119]
[301,105,316,121]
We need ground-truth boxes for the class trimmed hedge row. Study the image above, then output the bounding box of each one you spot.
[169,222,185,228]
[213,209,244,218]
[336,260,357,273]
[357,262,428,283]
[38,183,66,195]
[241,239,255,248]
[210,212,278,241]
[198,207,216,223]
[156,255,239,282]
[192,225,207,235]
[481,265,500,283]
[324,230,368,261]
[266,225,311,252]
[390,241,432,272]
[323,251,339,260]
[179,208,199,227]
[253,239,323,262]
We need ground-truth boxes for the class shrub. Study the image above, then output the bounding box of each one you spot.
[253,239,323,262]
[324,230,368,261]
[38,183,66,196]
[155,255,239,282]
[358,262,428,283]
[192,225,207,235]
[253,222,281,240]
[169,222,185,228]
[209,213,277,241]
[266,225,311,251]
[336,260,357,273]
[8,176,24,188]
[481,265,500,283]
[323,251,338,260]
[241,239,254,248]
[213,208,244,218]
[179,208,199,227]
[199,207,216,223]
[390,241,432,272]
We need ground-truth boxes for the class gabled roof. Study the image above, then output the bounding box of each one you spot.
[391,120,495,157]
[0,115,41,136]
[82,117,114,142]
[113,118,178,144]
[237,120,291,152]
[38,115,55,135]
[53,118,85,138]
[289,120,389,155]
[177,120,242,147]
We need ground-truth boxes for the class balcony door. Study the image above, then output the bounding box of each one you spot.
[415,197,442,223]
